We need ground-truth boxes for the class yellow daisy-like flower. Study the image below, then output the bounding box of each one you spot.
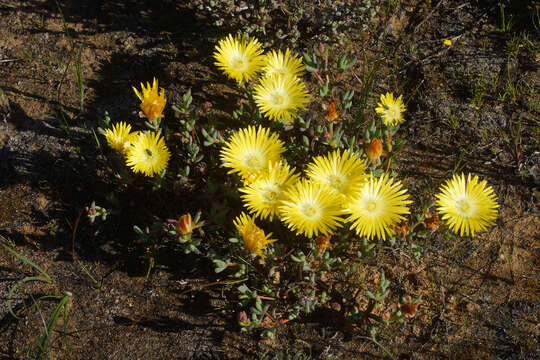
[220,126,286,181]
[104,122,133,153]
[435,173,498,237]
[253,75,309,122]
[125,131,170,177]
[213,34,265,84]
[262,48,305,78]
[375,93,406,126]
[345,174,411,240]
[240,162,299,221]
[233,213,276,258]
[279,179,344,238]
[306,149,369,200]
[133,78,166,121]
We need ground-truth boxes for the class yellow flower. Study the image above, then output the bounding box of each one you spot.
[240,162,299,221]
[133,78,166,121]
[435,173,498,237]
[125,131,170,177]
[253,75,309,122]
[375,93,406,126]
[234,213,276,258]
[213,34,265,84]
[306,149,369,199]
[262,48,305,78]
[279,179,344,238]
[443,39,452,46]
[220,126,286,181]
[345,174,411,240]
[104,122,133,153]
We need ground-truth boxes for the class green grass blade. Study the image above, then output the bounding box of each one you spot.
[7,276,51,318]
[0,236,52,282]
[37,294,71,359]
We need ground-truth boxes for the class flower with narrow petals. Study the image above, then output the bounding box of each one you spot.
[375,93,406,126]
[435,173,498,237]
[262,48,305,78]
[133,78,166,121]
[279,179,344,238]
[234,213,276,258]
[306,149,369,200]
[253,75,309,122]
[345,174,411,240]
[104,122,134,153]
[220,126,286,181]
[213,34,264,84]
[240,162,299,221]
[125,131,170,177]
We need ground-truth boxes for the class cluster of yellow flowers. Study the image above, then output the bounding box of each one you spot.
[221,125,499,257]
[213,34,309,122]
[220,125,413,256]
[103,78,170,177]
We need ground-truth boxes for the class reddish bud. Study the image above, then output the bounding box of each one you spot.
[366,138,383,162]
[176,214,202,236]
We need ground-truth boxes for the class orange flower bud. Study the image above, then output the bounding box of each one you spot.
[366,138,383,162]
[176,214,202,236]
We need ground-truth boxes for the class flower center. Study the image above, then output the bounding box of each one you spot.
[302,203,320,219]
[328,174,346,192]
[263,189,279,203]
[457,199,473,216]
[386,103,401,120]
[231,55,247,71]
[271,92,286,107]
[244,154,263,170]
[366,200,377,212]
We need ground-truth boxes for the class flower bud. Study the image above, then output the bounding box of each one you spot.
[176,214,202,236]
[366,138,383,162]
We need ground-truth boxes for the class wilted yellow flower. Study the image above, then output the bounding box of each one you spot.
[133,78,166,121]
[306,149,368,199]
[125,131,170,177]
[375,93,406,126]
[279,179,344,238]
[234,213,276,258]
[220,126,286,181]
[435,173,498,237]
[213,34,264,84]
[240,162,299,221]
[262,48,305,78]
[104,122,133,153]
[345,174,411,240]
[253,75,309,122]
